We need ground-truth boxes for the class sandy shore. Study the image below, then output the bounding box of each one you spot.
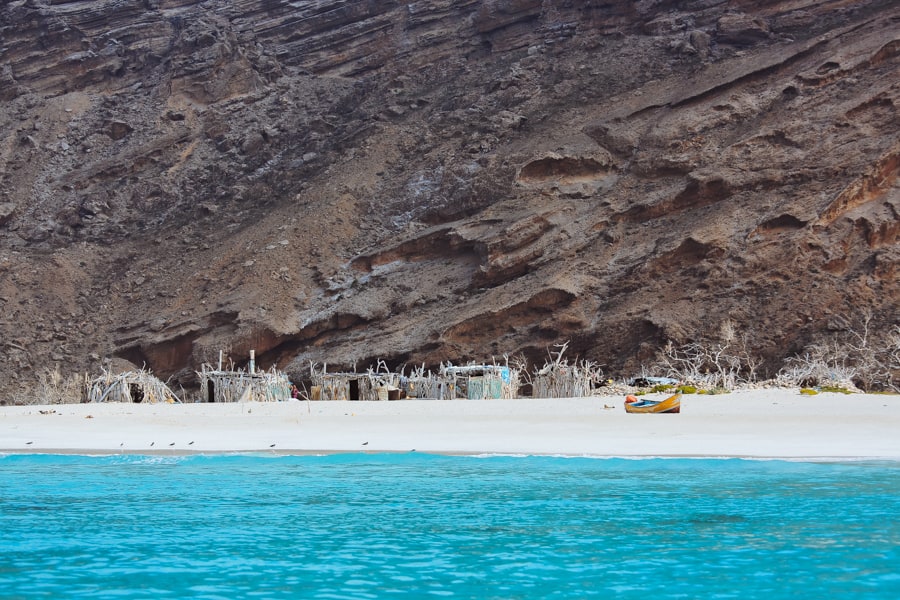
[2,389,899,459]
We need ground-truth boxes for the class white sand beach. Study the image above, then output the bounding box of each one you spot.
[2,389,899,459]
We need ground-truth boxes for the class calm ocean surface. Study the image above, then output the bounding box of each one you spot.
[1,454,898,599]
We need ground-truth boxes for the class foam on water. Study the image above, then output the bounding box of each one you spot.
[2,454,898,599]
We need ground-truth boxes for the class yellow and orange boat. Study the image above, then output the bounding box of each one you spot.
[624,393,681,414]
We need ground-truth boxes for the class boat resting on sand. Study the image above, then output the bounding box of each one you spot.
[624,393,681,414]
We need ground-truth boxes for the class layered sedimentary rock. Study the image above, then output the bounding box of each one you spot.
[0,0,897,394]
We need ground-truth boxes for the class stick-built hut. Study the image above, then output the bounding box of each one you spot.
[309,361,402,401]
[531,343,603,398]
[88,368,181,404]
[198,350,291,403]
[443,364,520,399]
[402,362,520,399]
[399,365,438,399]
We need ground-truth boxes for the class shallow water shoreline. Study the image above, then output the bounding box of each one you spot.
[3,451,899,464]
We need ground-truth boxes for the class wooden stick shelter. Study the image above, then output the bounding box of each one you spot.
[309,362,401,401]
[198,351,291,403]
[400,363,520,400]
[532,343,603,398]
[441,364,520,399]
[400,365,444,399]
[88,368,181,404]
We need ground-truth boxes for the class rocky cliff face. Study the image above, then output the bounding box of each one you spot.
[1,0,897,395]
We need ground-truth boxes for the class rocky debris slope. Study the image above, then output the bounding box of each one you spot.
[0,0,897,396]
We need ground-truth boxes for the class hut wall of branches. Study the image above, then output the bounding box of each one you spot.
[397,363,522,400]
[531,344,602,398]
[306,361,524,401]
[401,374,450,399]
[308,363,401,400]
[88,369,181,404]
[532,366,596,398]
[198,365,291,403]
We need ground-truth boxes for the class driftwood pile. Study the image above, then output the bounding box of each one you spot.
[88,368,181,404]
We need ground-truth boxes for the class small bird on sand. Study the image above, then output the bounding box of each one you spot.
[150,442,154,447]
[188,441,194,445]
[169,442,175,446]
[269,444,276,448]
[26,441,33,445]
[362,442,368,446]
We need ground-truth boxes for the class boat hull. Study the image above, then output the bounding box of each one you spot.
[624,393,681,414]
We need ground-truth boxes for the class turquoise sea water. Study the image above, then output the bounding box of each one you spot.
[1,454,898,599]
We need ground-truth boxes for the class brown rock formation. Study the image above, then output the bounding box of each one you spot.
[0,0,897,395]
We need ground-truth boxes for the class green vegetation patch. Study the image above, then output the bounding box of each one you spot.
[650,383,675,393]
[819,385,853,394]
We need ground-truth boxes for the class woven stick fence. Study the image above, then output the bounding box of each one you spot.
[88,368,181,404]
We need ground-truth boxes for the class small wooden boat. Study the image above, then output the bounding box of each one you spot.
[624,393,681,414]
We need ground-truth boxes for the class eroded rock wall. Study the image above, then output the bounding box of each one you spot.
[0,0,897,394]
